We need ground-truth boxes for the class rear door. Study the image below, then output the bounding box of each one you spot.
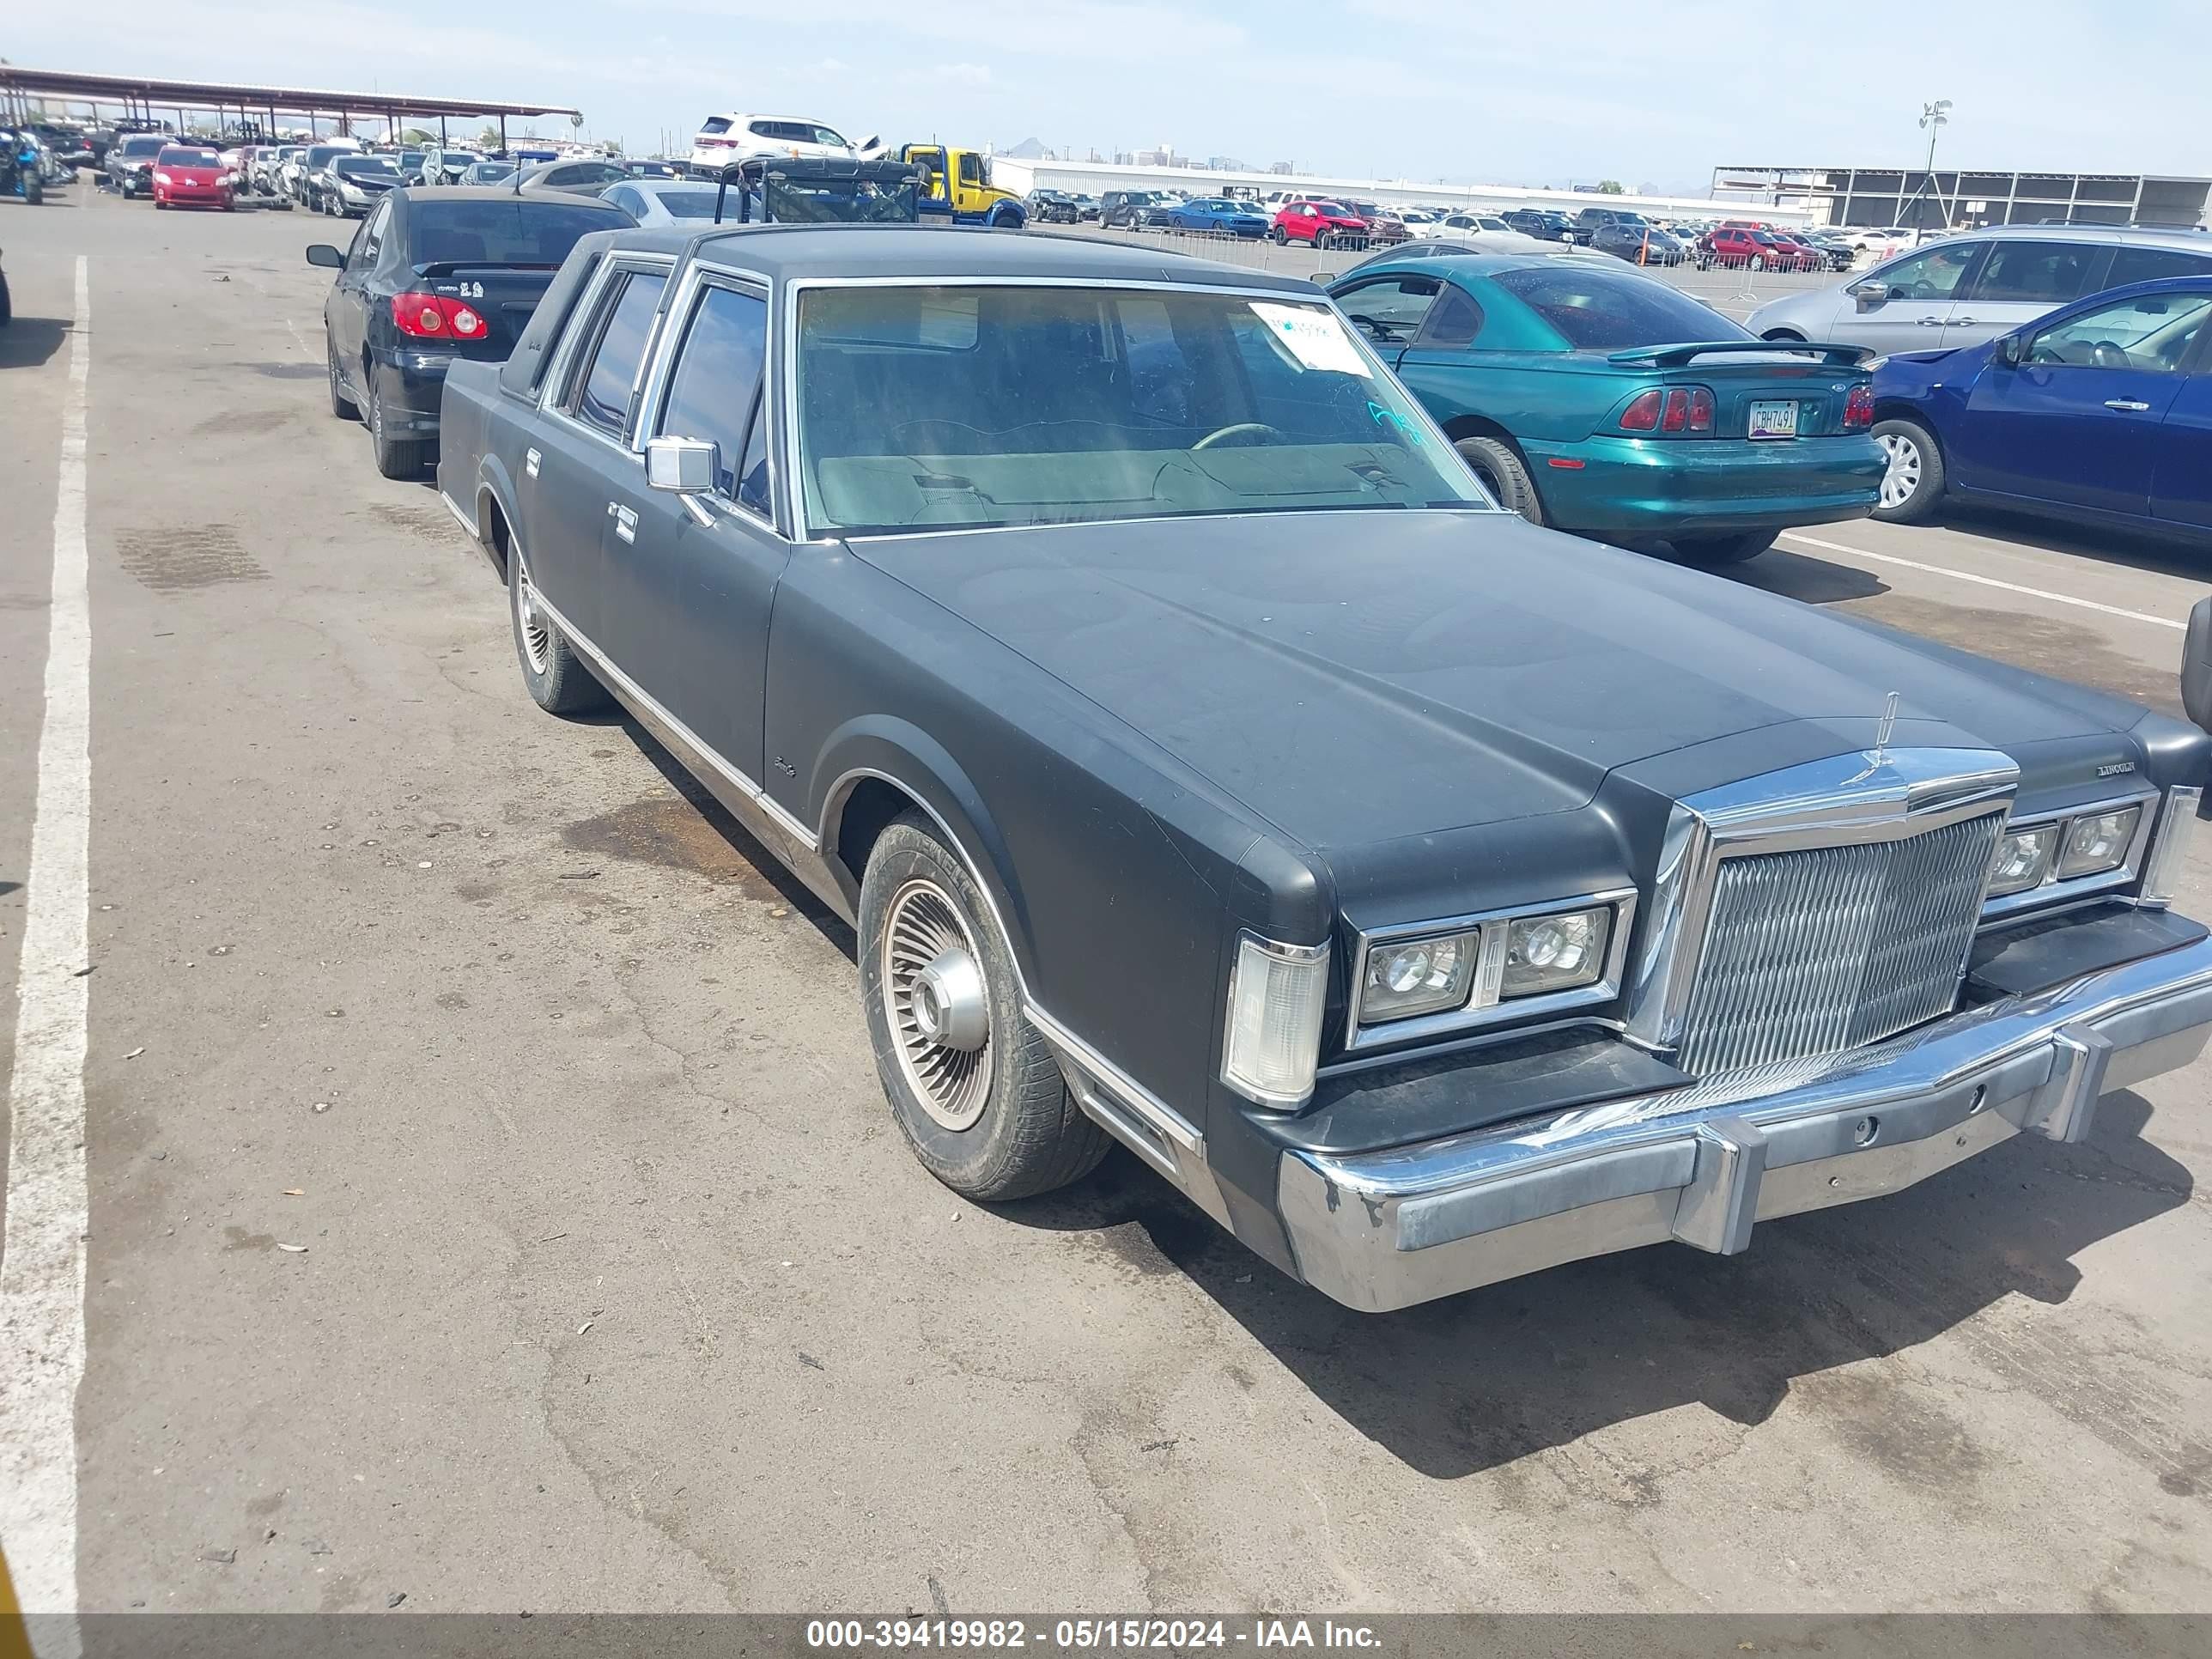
[325,198,390,389]
[2149,303,2212,532]
[1948,289,2211,514]
[604,276,788,786]
[524,260,670,647]
[1945,238,2107,347]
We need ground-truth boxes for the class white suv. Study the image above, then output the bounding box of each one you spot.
[686,114,872,173]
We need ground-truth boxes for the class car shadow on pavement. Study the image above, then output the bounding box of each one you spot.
[0,315,72,371]
[1010,1092,2190,1479]
[1722,546,1888,605]
[1924,507,2208,586]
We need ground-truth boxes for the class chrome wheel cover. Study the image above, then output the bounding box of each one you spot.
[514,562,555,675]
[882,878,994,1131]
[1879,433,1922,508]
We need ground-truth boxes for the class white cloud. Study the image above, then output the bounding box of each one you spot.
[935,64,993,87]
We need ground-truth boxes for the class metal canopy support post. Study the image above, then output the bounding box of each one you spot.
[500,115,507,155]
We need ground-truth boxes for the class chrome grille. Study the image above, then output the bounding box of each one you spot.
[1674,811,2005,1079]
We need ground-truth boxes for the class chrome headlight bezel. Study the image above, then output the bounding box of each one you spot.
[1343,889,1637,1054]
[1982,791,2159,919]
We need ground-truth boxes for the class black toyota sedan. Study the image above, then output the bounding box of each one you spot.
[309,185,635,477]
[435,225,2212,1314]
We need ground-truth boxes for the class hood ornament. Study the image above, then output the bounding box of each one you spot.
[1845,691,1903,785]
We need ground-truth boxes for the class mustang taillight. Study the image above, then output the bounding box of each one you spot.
[1843,382,1875,429]
[1622,386,1714,435]
[392,293,488,341]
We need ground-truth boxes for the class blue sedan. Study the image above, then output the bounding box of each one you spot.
[1160,198,1270,238]
[1871,274,2212,540]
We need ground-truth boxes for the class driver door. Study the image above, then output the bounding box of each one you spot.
[1844,241,1989,354]
[1948,289,2210,514]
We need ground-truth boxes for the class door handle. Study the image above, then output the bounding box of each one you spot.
[1916,317,1945,326]
[610,503,637,544]
[2104,399,2151,412]
[1950,316,1977,325]
[524,447,540,480]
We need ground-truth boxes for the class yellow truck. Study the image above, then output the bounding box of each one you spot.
[890,143,1027,228]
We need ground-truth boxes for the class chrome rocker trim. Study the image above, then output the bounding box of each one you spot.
[1277,933,2212,1313]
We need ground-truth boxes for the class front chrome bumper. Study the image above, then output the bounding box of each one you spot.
[1277,934,2212,1312]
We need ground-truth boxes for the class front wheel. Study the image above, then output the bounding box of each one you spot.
[1455,435,1545,525]
[859,814,1110,1201]
[1872,416,1944,523]
[1269,226,1286,245]
[24,173,41,205]
[1671,530,1777,567]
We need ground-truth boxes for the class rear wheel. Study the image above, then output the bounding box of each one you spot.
[859,814,1110,1202]
[508,550,609,716]
[1872,416,1944,523]
[1455,435,1545,526]
[1671,530,1776,567]
[24,173,42,205]
[367,380,428,479]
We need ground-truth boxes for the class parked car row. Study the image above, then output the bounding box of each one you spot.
[412,218,2212,1315]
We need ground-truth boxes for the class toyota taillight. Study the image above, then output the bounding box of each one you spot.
[392,293,488,341]
[1843,382,1875,429]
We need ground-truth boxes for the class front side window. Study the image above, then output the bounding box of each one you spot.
[1335,276,1441,344]
[1965,240,2100,305]
[1486,264,1748,349]
[573,271,668,435]
[658,285,771,500]
[794,283,1486,537]
[2028,291,2212,373]
[812,125,850,149]
[1874,241,1984,299]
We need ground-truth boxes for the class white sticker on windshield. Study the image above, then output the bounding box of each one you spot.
[1249,302,1371,377]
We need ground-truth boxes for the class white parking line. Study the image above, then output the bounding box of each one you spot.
[0,255,93,1652]
[1779,531,2187,632]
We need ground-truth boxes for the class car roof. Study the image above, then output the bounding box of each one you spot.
[601,223,1325,294]
[1925,222,2209,249]
[1334,250,1641,283]
[398,184,631,209]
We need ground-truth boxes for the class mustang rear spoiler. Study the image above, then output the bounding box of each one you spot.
[1607,340,1874,368]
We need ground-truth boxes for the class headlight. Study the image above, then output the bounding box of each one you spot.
[2057,805,2142,879]
[153,171,172,185]
[1221,933,1329,1106]
[1502,907,1613,999]
[2142,788,2202,906]
[1360,929,1479,1022]
[1986,825,2060,896]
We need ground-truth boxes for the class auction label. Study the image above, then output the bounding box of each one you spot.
[806,1618,1381,1651]
[1248,303,1372,377]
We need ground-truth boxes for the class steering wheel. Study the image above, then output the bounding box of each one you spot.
[2088,341,2133,371]
[1192,422,1284,450]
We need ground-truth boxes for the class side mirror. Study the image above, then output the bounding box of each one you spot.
[1849,280,1893,307]
[2184,597,2212,735]
[1991,333,2023,367]
[646,436,716,494]
[306,243,343,269]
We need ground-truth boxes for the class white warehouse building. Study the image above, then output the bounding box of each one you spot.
[986,156,1816,225]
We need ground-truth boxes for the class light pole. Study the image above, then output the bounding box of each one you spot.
[1918,99,1953,228]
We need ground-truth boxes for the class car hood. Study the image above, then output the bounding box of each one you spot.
[850,510,2146,853]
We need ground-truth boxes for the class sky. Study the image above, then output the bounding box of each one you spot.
[9,0,2208,193]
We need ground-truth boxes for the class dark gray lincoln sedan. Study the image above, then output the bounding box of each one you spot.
[436,225,2212,1313]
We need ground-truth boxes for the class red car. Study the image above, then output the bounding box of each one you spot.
[1694,226,1810,271]
[1271,199,1369,248]
[152,146,235,211]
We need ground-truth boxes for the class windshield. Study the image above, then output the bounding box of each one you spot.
[796,283,1486,537]
[124,137,168,156]
[410,201,611,267]
[160,149,220,167]
[1488,264,1751,350]
[336,157,397,177]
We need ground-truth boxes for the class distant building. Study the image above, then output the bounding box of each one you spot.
[1206,155,1248,173]
[1135,145,1185,169]
[1002,137,1049,161]
[1713,164,2212,229]
[1268,161,1294,175]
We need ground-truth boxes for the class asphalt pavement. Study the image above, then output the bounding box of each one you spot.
[2,183,2210,1621]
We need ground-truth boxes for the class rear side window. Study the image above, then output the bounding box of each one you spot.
[1488,264,1750,349]
[658,286,771,500]
[700,118,732,135]
[573,272,668,436]
[410,202,612,268]
[2107,246,2212,286]
[1965,240,2100,305]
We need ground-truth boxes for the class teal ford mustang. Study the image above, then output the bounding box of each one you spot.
[1328,253,1887,564]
